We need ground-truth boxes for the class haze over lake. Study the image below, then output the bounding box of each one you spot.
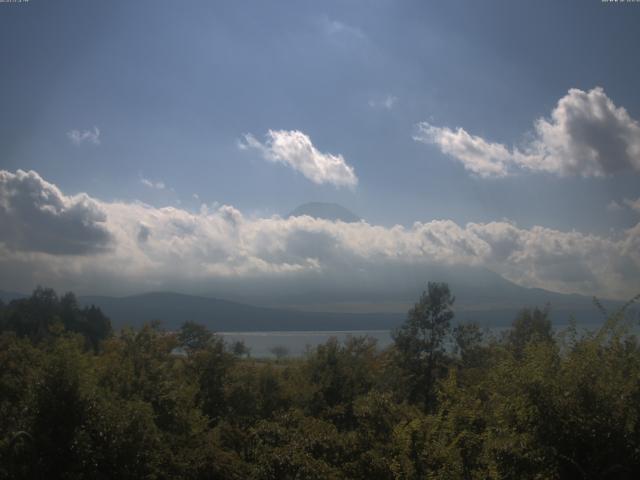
[219,322,609,358]
[220,330,394,358]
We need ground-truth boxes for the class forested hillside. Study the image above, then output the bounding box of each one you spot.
[1,285,639,479]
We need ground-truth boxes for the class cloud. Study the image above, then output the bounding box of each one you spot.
[414,123,512,178]
[607,200,623,212]
[137,224,151,243]
[0,169,638,300]
[624,197,640,213]
[609,197,640,214]
[0,170,112,255]
[369,95,397,110]
[319,16,366,41]
[141,178,166,190]
[239,130,358,188]
[416,87,640,178]
[67,126,101,146]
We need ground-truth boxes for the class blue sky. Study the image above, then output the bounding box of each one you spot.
[1,0,640,301]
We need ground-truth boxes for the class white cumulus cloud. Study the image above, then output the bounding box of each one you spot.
[414,123,512,178]
[0,169,639,300]
[0,170,112,254]
[416,87,640,178]
[240,130,358,188]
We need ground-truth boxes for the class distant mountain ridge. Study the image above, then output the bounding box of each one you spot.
[75,280,625,333]
[78,292,402,331]
[0,290,27,303]
[4,265,628,332]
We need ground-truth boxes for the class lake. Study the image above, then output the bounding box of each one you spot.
[220,322,606,358]
[220,330,394,358]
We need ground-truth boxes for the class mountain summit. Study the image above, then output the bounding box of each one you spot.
[288,202,360,222]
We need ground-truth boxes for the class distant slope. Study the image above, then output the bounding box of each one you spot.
[78,285,623,333]
[288,202,360,222]
[0,290,27,303]
[79,292,404,331]
[236,264,623,327]
[7,264,626,331]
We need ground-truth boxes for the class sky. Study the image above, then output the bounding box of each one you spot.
[1,0,639,303]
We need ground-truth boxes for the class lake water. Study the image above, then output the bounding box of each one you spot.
[220,323,606,358]
[220,330,394,358]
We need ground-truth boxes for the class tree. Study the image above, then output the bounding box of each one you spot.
[269,345,290,361]
[179,321,214,353]
[453,322,485,367]
[29,336,90,478]
[81,305,112,351]
[392,282,455,410]
[5,287,58,341]
[231,340,250,358]
[507,306,553,359]
[2,288,111,349]
[306,336,378,427]
[189,335,234,422]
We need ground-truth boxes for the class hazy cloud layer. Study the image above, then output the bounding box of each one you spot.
[240,130,358,188]
[67,126,101,146]
[319,16,366,41]
[607,198,640,214]
[607,200,623,212]
[369,95,397,110]
[141,178,166,190]
[625,197,640,213]
[416,87,640,178]
[0,170,112,255]
[0,169,638,299]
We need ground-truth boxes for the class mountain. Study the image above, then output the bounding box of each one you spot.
[288,202,360,222]
[223,263,623,327]
[78,292,403,331]
[77,279,625,333]
[5,265,626,331]
[0,290,27,303]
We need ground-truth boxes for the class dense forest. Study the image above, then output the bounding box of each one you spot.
[1,284,639,479]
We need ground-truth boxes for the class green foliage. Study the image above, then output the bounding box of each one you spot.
[0,287,111,350]
[506,306,554,358]
[453,321,487,369]
[190,334,235,423]
[269,345,289,360]
[179,320,215,353]
[2,284,640,479]
[231,339,251,358]
[392,281,455,410]
[306,336,379,428]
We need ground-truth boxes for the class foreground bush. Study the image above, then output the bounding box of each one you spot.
[0,286,639,479]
